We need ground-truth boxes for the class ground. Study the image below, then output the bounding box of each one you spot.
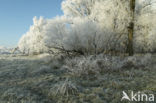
[0,54,156,103]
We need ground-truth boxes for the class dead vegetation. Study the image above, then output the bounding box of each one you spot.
[0,54,155,103]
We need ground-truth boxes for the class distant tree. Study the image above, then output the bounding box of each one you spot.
[18,17,48,55]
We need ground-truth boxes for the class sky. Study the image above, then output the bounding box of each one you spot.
[0,0,63,47]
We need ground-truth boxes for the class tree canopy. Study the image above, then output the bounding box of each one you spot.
[18,0,156,55]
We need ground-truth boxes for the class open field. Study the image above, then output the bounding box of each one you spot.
[0,54,156,103]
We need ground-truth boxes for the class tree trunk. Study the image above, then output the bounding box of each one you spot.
[127,0,135,56]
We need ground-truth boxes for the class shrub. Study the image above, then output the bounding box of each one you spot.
[49,78,78,97]
[63,54,152,78]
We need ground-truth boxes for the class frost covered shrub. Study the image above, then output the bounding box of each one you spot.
[18,0,130,55]
[64,18,127,55]
[18,16,69,55]
[63,54,123,78]
[63,56,101,79]
[18,17,48,55]
[43,17,69,53]
[49,78,78,97]
[63,54,152,78]
[18,16,127,55]
[122,53,152,69]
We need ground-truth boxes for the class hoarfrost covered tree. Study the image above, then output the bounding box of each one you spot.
[49,0,132,54]
[44,17,108,55]
[43,16,70,54]
[60,0,133,54]
[62,0,156,55]
[134,0,156,53]
[127,0,156,55]
[63,18,102,55]
[18,17,48,54]
[62,0,95,17]
[18,0,156,55]
[62,0,131,34]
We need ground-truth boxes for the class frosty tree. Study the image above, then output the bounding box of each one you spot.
[18,17,48,54]
[18,0,156,55]
[127,0,136,56]
[128,0,156,55]
[62,0,156,55]
[134,0,156,53]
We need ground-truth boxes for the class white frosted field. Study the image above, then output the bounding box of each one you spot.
[0,53,156,103]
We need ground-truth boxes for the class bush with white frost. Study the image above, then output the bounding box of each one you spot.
[19,16,127,55]
[49,78,78,97]
[63,55,122,79]
[18,0,156,55]
[18,17,48,54]
[63,54,152,78]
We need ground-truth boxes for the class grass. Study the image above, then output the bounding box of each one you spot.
[0,54,156,103]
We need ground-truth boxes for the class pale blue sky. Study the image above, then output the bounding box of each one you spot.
[0,0,63,47]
